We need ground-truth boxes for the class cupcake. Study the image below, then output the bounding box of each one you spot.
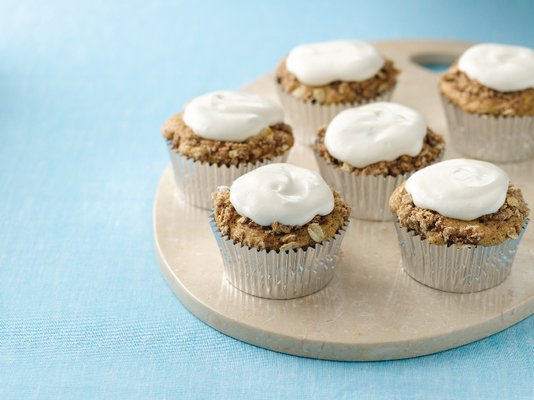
[161,91,294,209]
[210,163,351,299]
[440,43,534,162]
[390,159,530,293]
[314,102,445,221]
[275,39,399,144]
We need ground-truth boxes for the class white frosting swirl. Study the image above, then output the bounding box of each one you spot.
[458,43,534,92]
[324,102,427,168]
[182,91,284,142]
[286,40,384,86]
[405,159,509,221]
[230,163,334,226]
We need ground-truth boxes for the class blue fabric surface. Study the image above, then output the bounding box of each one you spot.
[1,0,533,398]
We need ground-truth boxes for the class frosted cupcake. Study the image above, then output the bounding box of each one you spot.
[161,91,294,209]
[314,102,445,221]
[390,159,529,293]
[276,40,399,144]
[440,43,534,162]
[210,163,351,299]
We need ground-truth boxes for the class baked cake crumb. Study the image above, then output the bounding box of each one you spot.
[315,128,445,177]
[440,64,534,116]
[276,58,399,105]
[162,114,294,166]
[389,184,529,246]
[213,189,350,251]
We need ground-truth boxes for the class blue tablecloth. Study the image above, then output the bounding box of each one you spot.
[1,1,532,398]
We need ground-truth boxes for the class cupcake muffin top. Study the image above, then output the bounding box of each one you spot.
[315,102,445,176]
[213,163,350,251]
[390,159,529,246]
[286,40,384,86]
[276,40,399,105]
[162,91,294,166]
[440,43,534,116]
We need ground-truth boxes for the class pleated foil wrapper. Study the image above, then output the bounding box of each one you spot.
[441,95,534,163]
[314,153,407,221]
[209,215,350,299]
[276,85,395,145]
[167,143,289,210]
[393,218,529,293]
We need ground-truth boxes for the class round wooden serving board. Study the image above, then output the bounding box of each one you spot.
[154,40,534,361]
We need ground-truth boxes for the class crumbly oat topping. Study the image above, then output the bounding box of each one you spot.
[212,189,351,251]
[275,58,399,105]
[389,184,529,246]
[161,113,294,166]
[314,128,445,177]
[440,64,534,116]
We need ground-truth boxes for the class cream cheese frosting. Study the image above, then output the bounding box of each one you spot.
[324,102,427,168]
[405,159,509,221]
[458,43,534,92]
[285,40,384,86]
[229,163,334,226]
[183,91,284,142]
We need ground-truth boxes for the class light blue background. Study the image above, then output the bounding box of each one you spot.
[1,1,533,398]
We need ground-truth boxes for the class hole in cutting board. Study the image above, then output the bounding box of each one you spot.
[411,53,458,73]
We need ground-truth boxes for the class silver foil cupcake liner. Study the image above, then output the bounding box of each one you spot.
[393,218,529,293]
[314,153,407,221]
[167,143,289,210]
[209,215,349,299]
[314,148,444,221]
[276,85,395,145]
[441,95,534,163]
